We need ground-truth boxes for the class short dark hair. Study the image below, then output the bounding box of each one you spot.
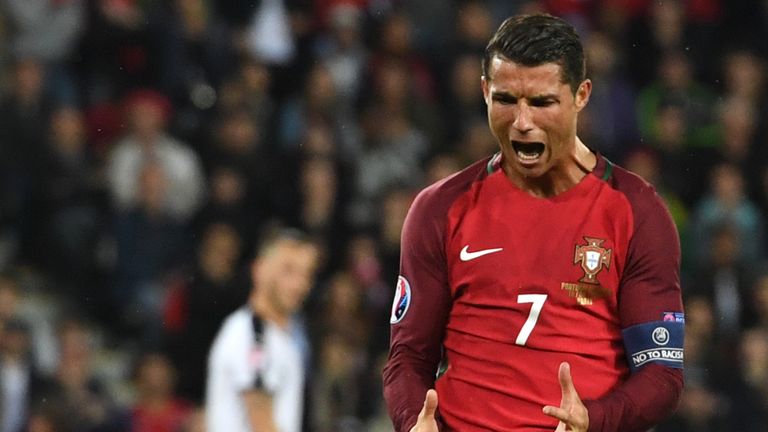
[482,14,586,94]
[256,223,315,258]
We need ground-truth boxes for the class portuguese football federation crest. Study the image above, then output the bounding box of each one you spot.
[574,237,612,284]
[562,237,612,305]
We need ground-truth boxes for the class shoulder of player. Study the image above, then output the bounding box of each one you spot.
[215,308,253,340]
[597,159,660,204]
[601,161,675,232]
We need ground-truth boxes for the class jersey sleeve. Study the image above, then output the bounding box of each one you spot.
[382,184,454,432]
[584,181,684,431]
[227,331,259,393]
[223,318,272,395]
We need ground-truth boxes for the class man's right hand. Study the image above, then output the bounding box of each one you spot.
[409,389,439,432]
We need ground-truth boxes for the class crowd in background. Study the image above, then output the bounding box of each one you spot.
[0,0,767,431]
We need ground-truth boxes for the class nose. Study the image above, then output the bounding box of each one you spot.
[512,103,534,134]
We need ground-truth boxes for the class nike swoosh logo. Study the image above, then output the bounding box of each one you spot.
[460,245,503,261]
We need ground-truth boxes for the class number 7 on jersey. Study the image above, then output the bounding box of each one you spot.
[515,294,547,346]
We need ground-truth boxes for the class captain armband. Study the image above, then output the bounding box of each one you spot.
[622,317,684,373]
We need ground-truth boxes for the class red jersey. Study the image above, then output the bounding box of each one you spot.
[383,153,684,431]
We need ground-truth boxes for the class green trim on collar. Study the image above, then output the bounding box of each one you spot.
[601,158,614,181]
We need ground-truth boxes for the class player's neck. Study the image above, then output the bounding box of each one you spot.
[506,139,596,198]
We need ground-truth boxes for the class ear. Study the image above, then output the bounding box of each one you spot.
[574,79,591,112]
[481,76,490,106]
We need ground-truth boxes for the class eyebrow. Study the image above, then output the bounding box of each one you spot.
[491,91,560,101]
[530,94,559,102]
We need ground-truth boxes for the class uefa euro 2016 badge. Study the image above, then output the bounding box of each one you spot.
[561,236,613,305]
[390,276,411,324]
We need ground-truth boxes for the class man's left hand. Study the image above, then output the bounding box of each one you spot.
[542,362,589,432]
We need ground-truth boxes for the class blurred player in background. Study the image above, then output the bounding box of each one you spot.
[206,228,320,432]
[383,13,684,432]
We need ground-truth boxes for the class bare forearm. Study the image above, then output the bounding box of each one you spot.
[242,391,278,432]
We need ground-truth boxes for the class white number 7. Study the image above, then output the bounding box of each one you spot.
[515,294,547,346]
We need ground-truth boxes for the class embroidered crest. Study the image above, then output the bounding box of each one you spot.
[573,237,612,284]
[561,237,613,305]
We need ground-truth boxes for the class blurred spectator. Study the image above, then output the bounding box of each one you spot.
[243,0,296,66]
[340,234,390,358]
[146,0,235,137]
[36,106,107,301]
[78,0,154,104]
[637,50,719,151]
[655,375,730,432]
[277,63,358,157]
[691,223,756,342]
[350,61,430,227]
[542,0,592,34]
[721,328,768,430]
[315,3,368,109]
[194,164,256,247]
[203,106,278,230]
[129,351,192,432]
[443,53,486,150]
[1,318,42,432]
[690,162,764,268]
[0,275,20,324]
[682,295,721,380]
[24,403,71,432]
[277,63,337,150]
[715,97,759,169]
[753,273,768,331]
[579,31,638,160]
[215,58,274,138]
[174,221,247,403]
[425,153,463,185]
[113,160,187,341]
[311,333,367,432]
[453,118,498,167]
[107,89,206,222]
[34,318,127,432]
[592,1,633,43]
[1,0,85,105]
[291,154,349,266]
[624,0,717,87]
[309,271,369,431]
[368,45,442,148]
[181,407,205,432]
[0,58,51,267]
[378,187,414,279]
[646,97,716,207]
[367,11,436,104]
[720,48,766,110]
[0,275,58,377]
[453,0,494,55]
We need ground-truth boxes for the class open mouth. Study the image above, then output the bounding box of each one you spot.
[512,141,545,161]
